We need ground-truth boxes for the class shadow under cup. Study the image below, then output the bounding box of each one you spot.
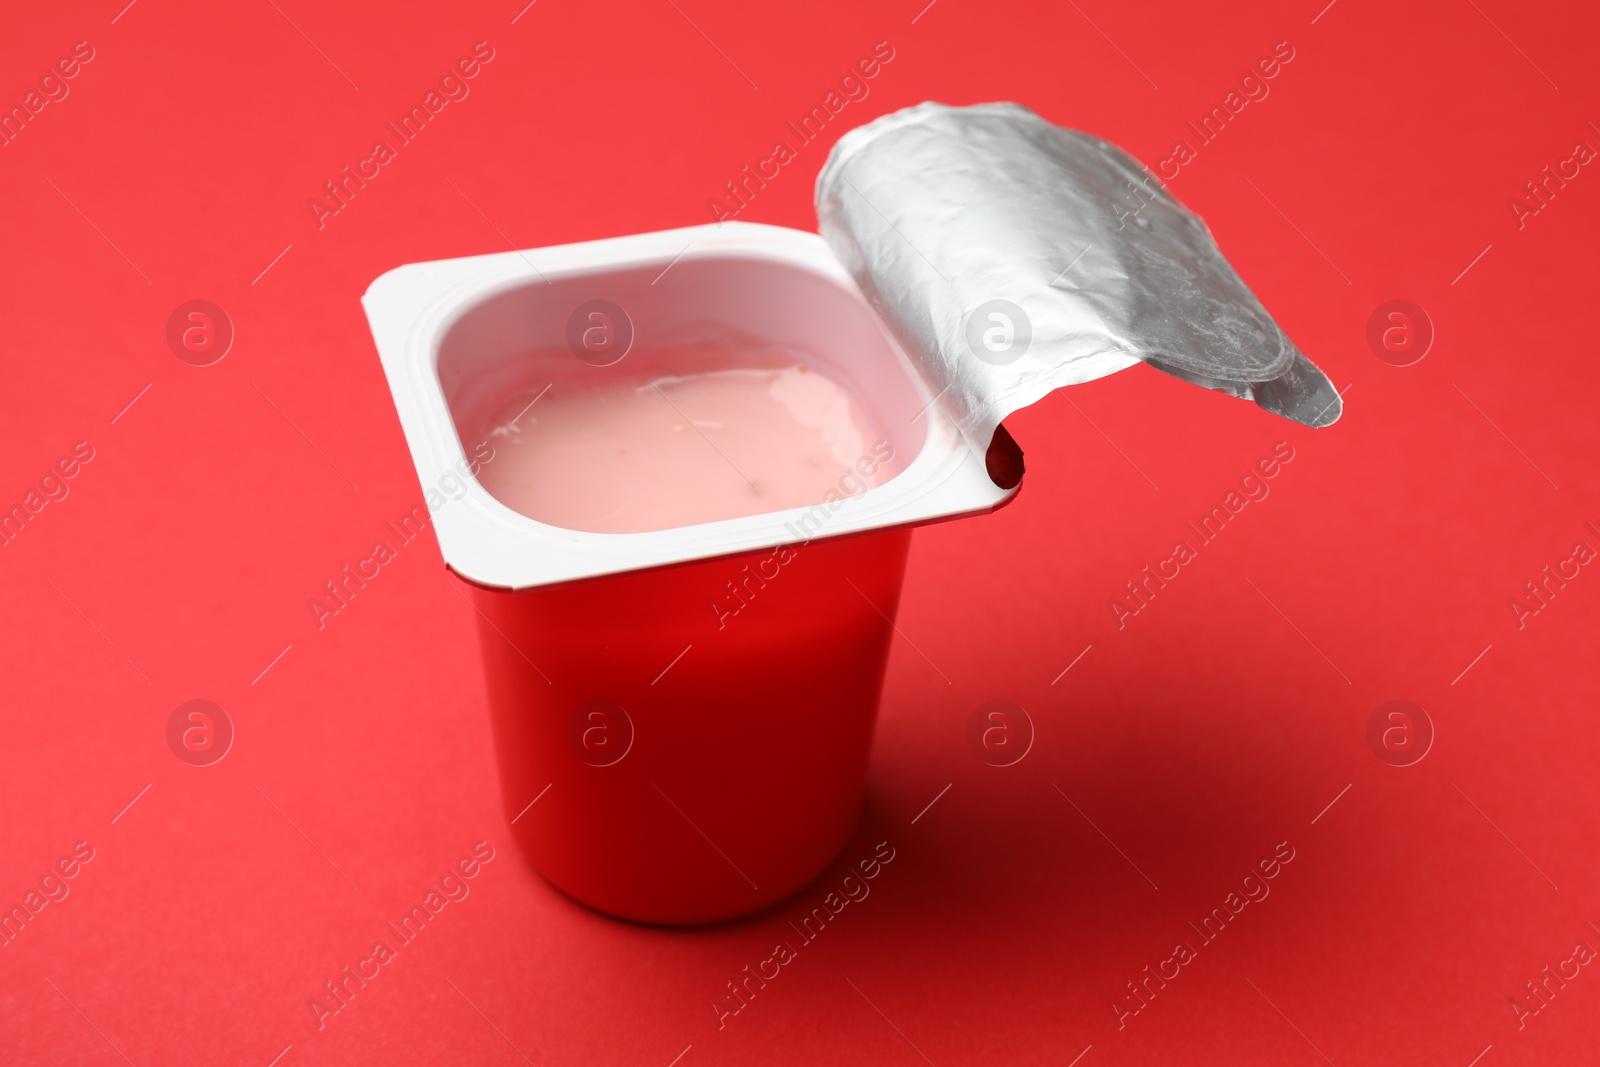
[438,255,929,925]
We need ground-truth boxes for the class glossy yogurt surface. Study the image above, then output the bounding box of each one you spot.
[472,348,894,534]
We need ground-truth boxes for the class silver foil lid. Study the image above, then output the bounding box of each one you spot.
[815,102,1341,459]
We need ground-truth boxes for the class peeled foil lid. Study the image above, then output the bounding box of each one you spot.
[815,102,1342,460]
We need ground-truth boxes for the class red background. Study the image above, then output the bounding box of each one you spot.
[3,0,1598,1063]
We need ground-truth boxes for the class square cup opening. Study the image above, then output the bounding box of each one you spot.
[434,253,931,536]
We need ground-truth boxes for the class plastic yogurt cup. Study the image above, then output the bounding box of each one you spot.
[365,222,1012,924]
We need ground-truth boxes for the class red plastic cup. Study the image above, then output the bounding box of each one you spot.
[470,528,911,924]
[365,223,1013,924]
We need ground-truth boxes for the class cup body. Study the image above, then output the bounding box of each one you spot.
[363,223,1014,925]
[469,527,912,925]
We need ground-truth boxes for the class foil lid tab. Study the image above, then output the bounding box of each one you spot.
[815,102,1342,460]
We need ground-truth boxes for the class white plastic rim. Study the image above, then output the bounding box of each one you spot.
[362,221,1014,591]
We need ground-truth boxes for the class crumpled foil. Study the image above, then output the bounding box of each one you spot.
[815,102,1342,459]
